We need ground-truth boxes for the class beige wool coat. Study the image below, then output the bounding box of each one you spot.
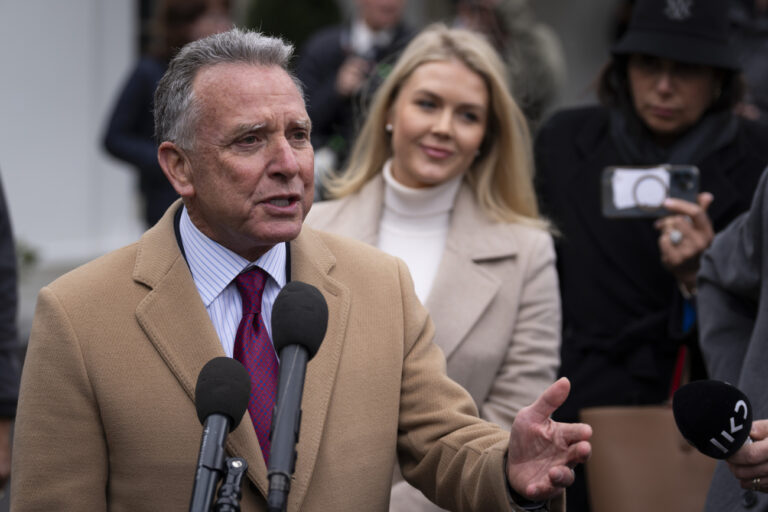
[11,201,531,512]
[307,176,562,512]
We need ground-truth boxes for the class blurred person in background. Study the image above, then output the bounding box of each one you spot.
[103,0,232,227]
[534,0,768,510]
[307,24,561,512]
[730,0,768,124]
[452,0,566,131]
[0,170,19,499]
[245,0,341,52]
[295,0,414,190]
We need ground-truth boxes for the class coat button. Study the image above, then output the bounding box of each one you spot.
[742,490,757,508]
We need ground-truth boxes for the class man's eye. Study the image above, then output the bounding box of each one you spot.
[239,135,260,145]
[290,130,310,144]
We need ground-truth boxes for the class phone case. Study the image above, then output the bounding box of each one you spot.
[600,165,700,218]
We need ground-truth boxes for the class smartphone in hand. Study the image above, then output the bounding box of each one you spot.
[601,164,699,218]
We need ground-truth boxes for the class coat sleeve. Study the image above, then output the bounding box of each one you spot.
[697,171,767,384]
[393,258,551,512]
[11,286,109,511]
[481,231,560,427]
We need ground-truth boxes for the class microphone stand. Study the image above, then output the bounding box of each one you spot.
[213,457,248,512]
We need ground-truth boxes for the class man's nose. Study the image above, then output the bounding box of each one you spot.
[267,136,301,177]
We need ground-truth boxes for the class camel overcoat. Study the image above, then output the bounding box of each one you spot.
[11,202,523,512]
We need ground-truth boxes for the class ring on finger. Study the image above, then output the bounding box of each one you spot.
[669,229,683,246]
[753,477,761,491]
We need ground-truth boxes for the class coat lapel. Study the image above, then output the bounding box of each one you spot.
[426,186,516,359]
[132,204,230,409]
[282,227,351,512]
[317,178,516,361]
[132,204,267,495]
[313,176,384,246]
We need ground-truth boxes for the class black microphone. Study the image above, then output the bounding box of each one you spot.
[267,281,328,512]
[190,357,251,512]
[672,379,753,459]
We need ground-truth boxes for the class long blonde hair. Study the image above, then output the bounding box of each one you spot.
[323,23,547,229]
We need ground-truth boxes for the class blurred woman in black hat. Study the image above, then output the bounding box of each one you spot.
[534,0,768,510]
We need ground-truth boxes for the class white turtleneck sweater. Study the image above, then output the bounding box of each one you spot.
[379,161,463,303]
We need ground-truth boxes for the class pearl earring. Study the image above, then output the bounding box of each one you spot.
[385,123,393,133]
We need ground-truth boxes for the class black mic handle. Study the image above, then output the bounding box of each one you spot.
[267,345,309,512]
[267,474,291,512]
[213,457,248,512]
[190,415,231,512]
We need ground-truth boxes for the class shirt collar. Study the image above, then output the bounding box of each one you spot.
[179,206,287,307]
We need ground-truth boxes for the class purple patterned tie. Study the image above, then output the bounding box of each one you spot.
[232,267,278,463]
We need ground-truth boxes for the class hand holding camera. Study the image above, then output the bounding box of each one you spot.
[601,164,714,294]
[654,192,714,295]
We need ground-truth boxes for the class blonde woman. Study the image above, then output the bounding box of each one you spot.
[306,24,561,512]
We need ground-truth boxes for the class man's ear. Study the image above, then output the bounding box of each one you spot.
[158,141,195,198]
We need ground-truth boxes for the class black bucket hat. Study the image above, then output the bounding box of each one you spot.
[612,0,739,70]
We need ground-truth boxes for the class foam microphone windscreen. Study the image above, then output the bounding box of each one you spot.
[672,379,753,459]
[271,281,328,358]
[195,357,251,429]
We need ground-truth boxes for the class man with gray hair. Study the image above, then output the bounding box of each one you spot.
[11,28,590,511]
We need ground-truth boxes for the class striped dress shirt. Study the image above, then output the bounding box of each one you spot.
[178,207,287,357]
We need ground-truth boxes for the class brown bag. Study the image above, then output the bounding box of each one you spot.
[579,404,716,512]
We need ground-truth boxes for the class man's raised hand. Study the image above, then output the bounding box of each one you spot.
[505,378,592,502]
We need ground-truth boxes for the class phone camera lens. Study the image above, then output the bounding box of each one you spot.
[673,172,694,191]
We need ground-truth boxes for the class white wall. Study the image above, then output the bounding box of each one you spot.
[0,0,144,267]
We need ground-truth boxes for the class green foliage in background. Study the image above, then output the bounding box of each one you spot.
[15,238,38,280]
[245,0,343,53]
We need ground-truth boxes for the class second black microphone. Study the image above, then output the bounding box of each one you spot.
[267,281,328,512]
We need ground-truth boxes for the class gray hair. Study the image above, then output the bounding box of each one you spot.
[154,27,300,149]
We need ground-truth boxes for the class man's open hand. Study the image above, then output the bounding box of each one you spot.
[506,378,592,502]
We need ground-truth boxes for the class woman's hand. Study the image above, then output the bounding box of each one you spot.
[654,192,714,293]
